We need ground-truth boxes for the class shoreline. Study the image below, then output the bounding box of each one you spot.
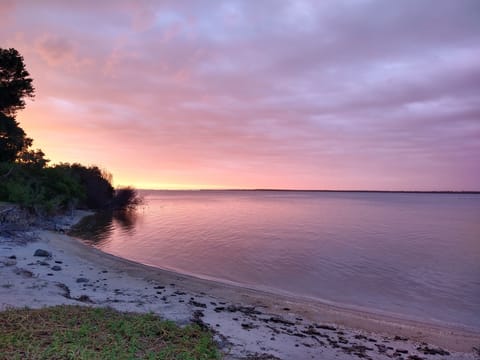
[42,232,480,349]
[74,232,480,336]
[118,257,479,334]
[1,212,479,359]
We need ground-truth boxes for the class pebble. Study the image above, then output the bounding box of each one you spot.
[34,249,51,257]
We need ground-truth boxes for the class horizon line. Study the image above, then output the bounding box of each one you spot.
[135,188,480,194]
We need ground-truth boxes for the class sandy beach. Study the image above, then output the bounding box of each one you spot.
[1,213,479,360]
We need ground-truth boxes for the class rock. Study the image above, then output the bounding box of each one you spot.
[241,322,258,330]
[76,277,89,283]
[268,316,295,326]
[51,265,62,271]
[189,300,207,308]
[315,324,337,331]
[54,224,68,233]
[407,356,425,360]
[14,269,33,277]
[375,344,387,353]
[2,258,17,266]
[416,345,449,356]
[76,294,93,303]
[34,249,51,257]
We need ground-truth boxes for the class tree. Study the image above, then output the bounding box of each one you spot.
[0,48,35,116]
[0,48,41,166]
[0,113,32,162]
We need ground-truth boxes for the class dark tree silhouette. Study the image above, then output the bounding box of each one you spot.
[0,113,32,162]
[111,187,143,210]
[0,48,35,116]
[56,163,115,209]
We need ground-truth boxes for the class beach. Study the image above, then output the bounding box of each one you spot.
[1,213,479,360]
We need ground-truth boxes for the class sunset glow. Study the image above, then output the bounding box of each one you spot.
[2,1,479,190]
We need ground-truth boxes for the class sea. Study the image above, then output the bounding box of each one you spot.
[71,190,480,330]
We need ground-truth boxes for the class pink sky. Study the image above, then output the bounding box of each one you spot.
[1,0,479,190]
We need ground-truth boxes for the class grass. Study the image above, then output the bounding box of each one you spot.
[0,305,222,360]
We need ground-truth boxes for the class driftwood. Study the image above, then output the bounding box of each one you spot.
[0,206,31,227]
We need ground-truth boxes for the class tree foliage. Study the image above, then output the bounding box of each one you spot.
[0,162,85,215]
[0,113,32,162]
[0,48,35,116]
[0,48,40,165]
[55,163,115,209]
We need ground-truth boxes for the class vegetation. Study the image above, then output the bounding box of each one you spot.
[0,48,35,116]
[0,305,221,360]
[0,47,142,215]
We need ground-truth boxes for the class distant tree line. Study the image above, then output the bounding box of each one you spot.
[0,47,142,215]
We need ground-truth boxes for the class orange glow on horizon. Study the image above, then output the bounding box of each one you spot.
[3,1,478,192]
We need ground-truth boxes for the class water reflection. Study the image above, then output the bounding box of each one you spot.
[69,191,480,329]
[69,210,138,246]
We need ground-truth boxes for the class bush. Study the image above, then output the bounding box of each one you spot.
[55,163,114,210]
[111,187,143,210]
[0,162,85,215]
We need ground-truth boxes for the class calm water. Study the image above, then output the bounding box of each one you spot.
[71,191,480,329]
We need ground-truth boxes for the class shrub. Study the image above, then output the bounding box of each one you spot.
[111,187,143,210]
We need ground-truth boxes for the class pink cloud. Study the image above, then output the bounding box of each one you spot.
[2,0,479,190]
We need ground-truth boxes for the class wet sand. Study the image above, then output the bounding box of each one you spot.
[1,213,479,359]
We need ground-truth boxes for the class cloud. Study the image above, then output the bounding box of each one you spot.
[2,0,480,189]
[35,35,74,64]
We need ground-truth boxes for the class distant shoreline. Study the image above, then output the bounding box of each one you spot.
[139,188,480,194]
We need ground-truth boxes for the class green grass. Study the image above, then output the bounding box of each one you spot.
[0,305,222,360]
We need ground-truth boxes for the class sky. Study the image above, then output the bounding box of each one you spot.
[1,0,479,190]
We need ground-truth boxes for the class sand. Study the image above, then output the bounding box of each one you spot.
[1,212,479,360]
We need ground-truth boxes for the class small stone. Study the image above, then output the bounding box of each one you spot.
[76,295,92,303]
[34,249,51,257]
[8,255,16,259]
[189,300,207,308]
[51,265,62,271]
[76,277,89,283]
[3,259,16,266]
